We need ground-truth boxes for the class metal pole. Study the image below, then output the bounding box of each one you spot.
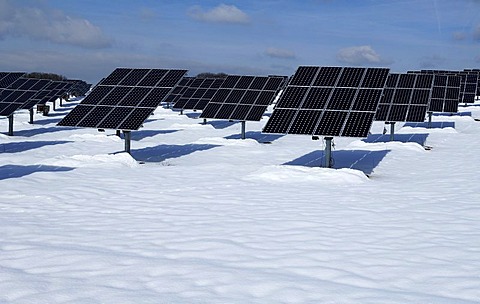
[59,97,63,107]
[123,131,131,154]
[324,136,333,168]
[203,118,207,125]
[52,100,56,111]
[427,112,432,128]
[390,122,395,141]
[29,108,34,124]
[180,109,183,115]
[116,130,121,137]
[8,115,14,136]
[241,121,246,140]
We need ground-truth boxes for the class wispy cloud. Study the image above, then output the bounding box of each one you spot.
[419,54,445,69]
[474,24,480,41]
[0,0,111,48]
[139,7,156,21]
[265,47,295,59]
[187,4,250,24]
[336,45,386,65]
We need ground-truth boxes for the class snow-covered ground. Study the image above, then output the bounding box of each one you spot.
[1,99,480,303]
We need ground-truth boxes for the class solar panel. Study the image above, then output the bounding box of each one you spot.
[199,75,287,121]
[409,69,478,103]
[0,78,51,116]
[0,72,25,89]
[428,75,461,113]
[173,77,225,111]
[35,81,75,106]
[58,68,187,131]
[164,77,194,105]
[374,73,433,122]
[263,66,390,137]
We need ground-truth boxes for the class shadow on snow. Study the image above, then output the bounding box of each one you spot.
[0,141,71,153]
[403,122,455,129]
[363,133,429,146]
[119,129,180,141]
[12,127,74,137]
[131,143,220,163]
[224,131,284,143]
[204,120,239,129]
[0,164,74,180]
[284,149,390,175]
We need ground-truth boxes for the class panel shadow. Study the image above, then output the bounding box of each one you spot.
[403,122,455,129]
[284,149,390,175]
[0,141,72,153]
[0,164,74,180]
[131,143,220,163]
[224,131,284,143]
[186,112,201,119]
[205,120,239,129]
[433,112,471,117]
[12,127,74,137]
[120,129,180,141]
[364,133,429,146]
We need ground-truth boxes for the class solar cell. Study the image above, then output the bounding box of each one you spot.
[263,66,389,138]
[58,68,187,130]
[0,78,51,115]
[172,78,226,111]
[0,72,25,88]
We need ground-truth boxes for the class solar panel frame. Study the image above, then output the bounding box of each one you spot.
[172,77,226,111]
[0,78,51,115]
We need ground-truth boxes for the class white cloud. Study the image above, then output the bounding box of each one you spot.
[265,47,295,59]
[188,4,250,24]
[336,45,384,65]
[0,0,111,48]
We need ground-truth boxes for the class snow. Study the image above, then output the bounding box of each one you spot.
[1,100,480,303]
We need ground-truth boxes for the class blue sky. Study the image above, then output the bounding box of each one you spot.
[0,0,479,84]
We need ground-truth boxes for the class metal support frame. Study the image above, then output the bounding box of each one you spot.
[29,108,34,124]
[427,112,432,128]
[116,130,121,137]
[52,100,56,111]
[59,97,63,107]
[8,115,14,136]
[324,136,333,168]
[180,109,183,115]
[203,118,207,125]
[389,122,395,141]
[241,121,246,140]
[123,131,131,154]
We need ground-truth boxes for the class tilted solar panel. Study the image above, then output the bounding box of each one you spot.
[57,68,187,131]
[263,66,390,137]
[199,75,287,121]
[0,78,51,116]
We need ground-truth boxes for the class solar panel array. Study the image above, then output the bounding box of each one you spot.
[375,73,434,122]
[463,69,480,95]
[0,72,25,89]
[199,75,287,121]
[0,78,51,116]
[58,68,187,131]
[408,69,478,103]
[428,75,461,113]
[173,77,225,111]
[263,66,390,137]
[35,81,75,107]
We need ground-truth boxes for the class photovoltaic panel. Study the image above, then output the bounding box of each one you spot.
[0,78,51,116]
[408,69,478,103]
[0,72,25,89]
[164,77,194,105]
[263,66,390,138]
[173,77,225,110]
[374,73,433,122]
[58,68,187,131]
[199,75,287,121]
[428,75,461,113]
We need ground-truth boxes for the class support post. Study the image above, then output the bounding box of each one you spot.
[180,109,183,115]
[427,112,432,129]
[324,136,333,168]
[29,108,34,124]
[8,115,14,136]
[116,130,121,137]
[389,122,395,141]
[203,118,207,125]
[52,100,56,111]
[123,131,131,154]
[59,97,63,107]
[241,121,246,140]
